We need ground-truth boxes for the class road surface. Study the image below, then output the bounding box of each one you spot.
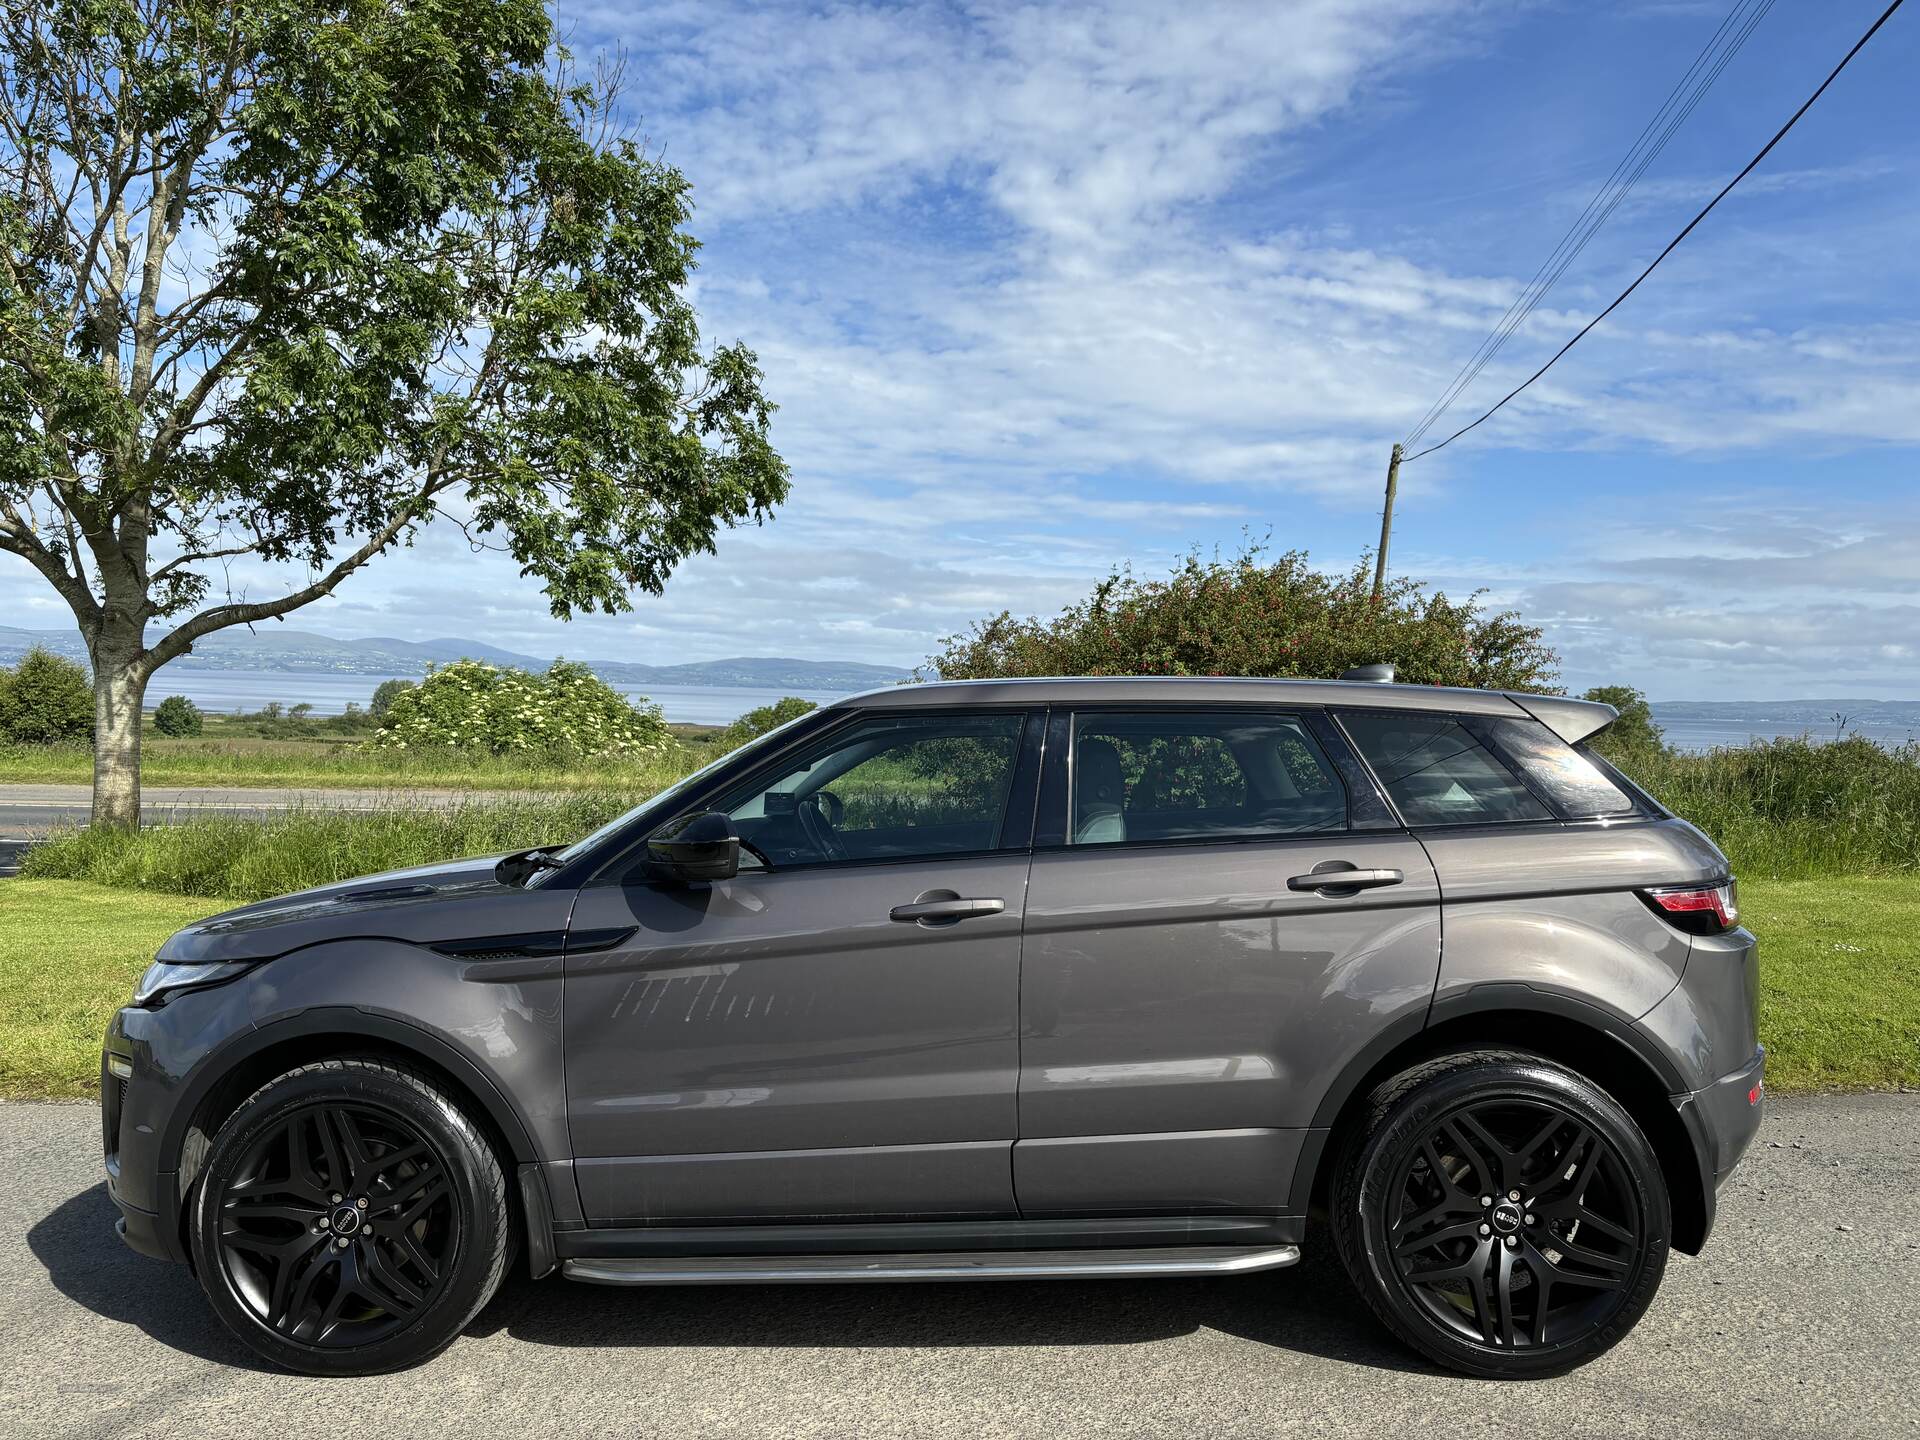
[1,1094,1916,1438]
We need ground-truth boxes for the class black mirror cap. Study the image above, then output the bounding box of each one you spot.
[646,811,741,883]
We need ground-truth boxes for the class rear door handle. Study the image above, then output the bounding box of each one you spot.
[889,897,1006,924]
[1286,867,1404,893]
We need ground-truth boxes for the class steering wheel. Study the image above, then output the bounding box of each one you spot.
[796,790,846,862]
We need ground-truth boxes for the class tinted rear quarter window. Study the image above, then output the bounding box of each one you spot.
[1482,716,1640,818]
[1340,710,1551,826]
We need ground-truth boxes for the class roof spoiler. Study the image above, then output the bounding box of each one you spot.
[1506,693,1617,746]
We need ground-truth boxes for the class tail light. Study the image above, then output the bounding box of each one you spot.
[1640,879,1739,936]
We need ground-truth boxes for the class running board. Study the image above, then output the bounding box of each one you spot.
[562,1243,1301,1285]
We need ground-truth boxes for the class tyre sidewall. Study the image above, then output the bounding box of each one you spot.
[1344,1058,1671,1380]
[190,1061,506,1377]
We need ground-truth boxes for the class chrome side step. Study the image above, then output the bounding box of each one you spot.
[562,1243,1300,1285]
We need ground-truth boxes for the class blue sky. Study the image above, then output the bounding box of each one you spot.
[7,0,1917,698]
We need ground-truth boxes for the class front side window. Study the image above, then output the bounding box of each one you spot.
[1340,710,1551,826]
[1068,710,1346,845]
[721,712,1025,866]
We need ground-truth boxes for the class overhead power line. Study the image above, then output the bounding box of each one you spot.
[1404,0,1907,463]
[1403,0,1778,452]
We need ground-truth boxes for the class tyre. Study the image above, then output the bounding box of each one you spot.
[189,1058,510,1376]
[1331,1050,1670,1379]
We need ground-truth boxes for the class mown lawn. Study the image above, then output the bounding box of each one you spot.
[2,875,1913,1101]
[0,882,225,1099]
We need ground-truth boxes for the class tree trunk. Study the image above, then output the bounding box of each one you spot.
[90,637,149,829]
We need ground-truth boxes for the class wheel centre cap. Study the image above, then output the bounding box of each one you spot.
[330,1204,361,1236]
[1491,1201,1524,1235]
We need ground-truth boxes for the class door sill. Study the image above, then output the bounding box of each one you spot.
[562,1243,1301,1285]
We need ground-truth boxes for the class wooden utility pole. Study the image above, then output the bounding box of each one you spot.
[1371,442,1403,600]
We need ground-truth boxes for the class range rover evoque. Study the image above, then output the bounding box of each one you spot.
[102,674,1764,1379]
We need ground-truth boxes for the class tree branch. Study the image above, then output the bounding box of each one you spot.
[143,474,459,673]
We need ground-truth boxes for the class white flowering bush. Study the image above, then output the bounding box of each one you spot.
[363,659,670,758]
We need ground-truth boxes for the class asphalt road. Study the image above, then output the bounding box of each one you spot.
[4,1095,1918,1437]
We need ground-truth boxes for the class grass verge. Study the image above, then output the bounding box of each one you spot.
[19,792,644,900]
[0,882,224,1099]
[1742,876,1920,1093]
[0,735,714,791]
[1,875,1912,1100]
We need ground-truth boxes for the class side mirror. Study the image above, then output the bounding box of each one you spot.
[645,811,741,883]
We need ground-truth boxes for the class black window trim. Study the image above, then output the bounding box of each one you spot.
[1332,706,1563,833]
[1035,702,1370,855]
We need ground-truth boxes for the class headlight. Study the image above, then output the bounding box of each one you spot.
[132,960,257,1007]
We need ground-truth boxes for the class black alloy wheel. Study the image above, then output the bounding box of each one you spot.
[192,1059,510,1375]
[1333,1051,1670,1379]
[1386,1096,1641,1349]
[214,1102,456,1346]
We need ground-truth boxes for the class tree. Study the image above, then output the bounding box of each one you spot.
[714,695,818,752]
[0,0,789,825]
[928,544,1559,692]
[1581,685,1665,758]
[370,678,415,719]
[151,693,202,736]
[0,645,93,742]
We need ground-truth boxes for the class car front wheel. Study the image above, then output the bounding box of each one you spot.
[1332,1050,1671,1379]
[190,1057,510,1376]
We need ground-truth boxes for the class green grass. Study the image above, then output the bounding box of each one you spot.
[1,874,1912,1100]
[0,732,718,792]
[1742,876,1920,1093]
[19,792,647,900]
[1608,735,1920,879]
[0,881,224,1099]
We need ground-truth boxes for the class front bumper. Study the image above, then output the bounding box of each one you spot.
[102,985,253,1266]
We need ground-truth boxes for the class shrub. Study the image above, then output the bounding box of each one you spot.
[927,543,1558,691]
[714,696,818,752]
[151,695,204,737]
[370,678,415,718]
[365,658,670,759]
[0,647,93,744]
[1582,685,1664,759]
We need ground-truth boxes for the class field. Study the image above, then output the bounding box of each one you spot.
[3,874,1913,1100]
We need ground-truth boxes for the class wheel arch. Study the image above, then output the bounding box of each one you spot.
[168,1009,544,1253]
[1296,988,1709,1254]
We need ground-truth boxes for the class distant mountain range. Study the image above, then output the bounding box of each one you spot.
[0,625,912,692]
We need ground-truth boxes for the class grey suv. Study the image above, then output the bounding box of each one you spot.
[102,675,1764,1379]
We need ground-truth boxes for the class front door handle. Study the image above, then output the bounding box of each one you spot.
[1286,866,1404,894]
[889,896,1006,925]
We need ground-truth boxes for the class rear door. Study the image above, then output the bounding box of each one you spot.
[1015,706,1441,1216]
[564,707,1040,1226]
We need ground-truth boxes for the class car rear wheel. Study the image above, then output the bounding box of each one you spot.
[190,1058,510,1376]
[1332,1050,1670,1379]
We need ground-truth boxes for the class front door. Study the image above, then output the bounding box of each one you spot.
[564,708,1038,1226]
[1015,707,1442,1216]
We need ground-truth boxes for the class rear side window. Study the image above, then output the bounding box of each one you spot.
[1483,717,1640,818]
[1069,710,1347,845]
[1340,710,1551,826]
